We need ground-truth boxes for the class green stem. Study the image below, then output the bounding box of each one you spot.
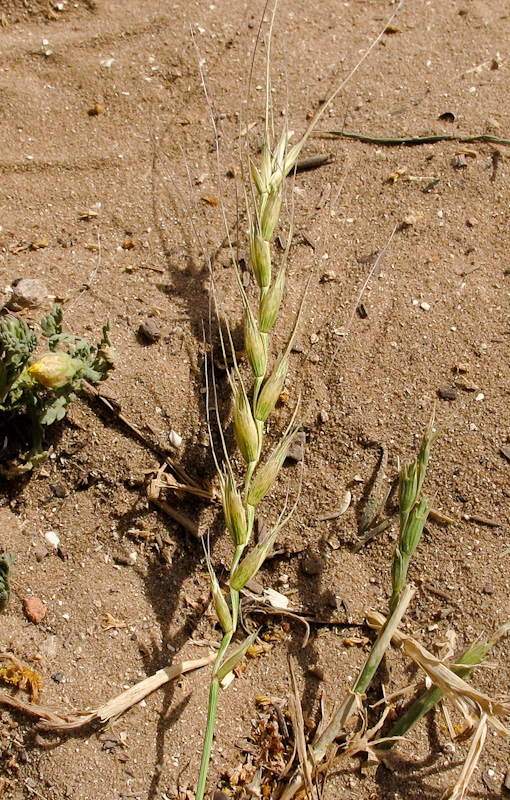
[280,587,415,800]
[317,585,415,758]
[195,677,220,800]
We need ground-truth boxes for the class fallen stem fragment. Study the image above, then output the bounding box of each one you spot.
[83,380,208,494]
[1,655,215,731]
[323,130,510,147]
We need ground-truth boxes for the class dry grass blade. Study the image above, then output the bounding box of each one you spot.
[0,655,215,731]
[441,713,488,800]
[288,658,316,800]
[401,636,510,735]
[368,612,510,736]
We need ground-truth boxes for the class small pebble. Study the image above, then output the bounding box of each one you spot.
[300,554,325,576]
[138,319,161,343]
[309,353,320,364]
[169,429,183,448]
[320,270,337,283]
[45,530,60,549]
[310,333,319,345]
[466,216,479,227]
[451,154,468,169]
[475,392,484,401]
[482,770,497,791]
[33,543,49,562]
[309,665,327,680]
[420,301,431,311]
[7,278,48,310]
[319,409,329,423]
[23,596,47,624]
[438,386,457,401]
[51,672,64,683]
[482,584,495,595]
[286,430,306,463]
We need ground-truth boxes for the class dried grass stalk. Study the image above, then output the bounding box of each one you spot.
[0,655,215,732]
[441,713,488,800]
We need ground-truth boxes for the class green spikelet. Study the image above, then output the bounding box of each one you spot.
[255,354,288,423]
[233,388,260,465]
[259,264,286,333]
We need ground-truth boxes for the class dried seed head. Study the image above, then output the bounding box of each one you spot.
[271,131,288,179]
[234,388,260,465]
[255,354,289,423]
[222,475,248,546]
[259,265,286,333]
[250,226,272,289]
[283,142,303,179]
[246,434,292,507]
[244,308,267,378]
[28,351,81,389]
[260,189,282,241]
[215,629,259,681]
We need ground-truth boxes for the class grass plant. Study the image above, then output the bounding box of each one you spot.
[194,3,406,796]
[280,414,440,800]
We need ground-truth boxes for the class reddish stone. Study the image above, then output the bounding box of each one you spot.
[23,596,47,624]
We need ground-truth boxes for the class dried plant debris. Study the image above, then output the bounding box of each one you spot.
[220,700,294,799]
[0,653,42,702]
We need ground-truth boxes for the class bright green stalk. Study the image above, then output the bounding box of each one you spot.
[390,496,434,612]
[196,677,220,800]
[390,413,439,612]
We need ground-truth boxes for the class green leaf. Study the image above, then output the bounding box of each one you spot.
[39,395,70,426]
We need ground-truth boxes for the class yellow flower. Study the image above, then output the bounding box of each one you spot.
[28,352,80,389]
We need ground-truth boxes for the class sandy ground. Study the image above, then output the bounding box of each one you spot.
[1,1,510,798]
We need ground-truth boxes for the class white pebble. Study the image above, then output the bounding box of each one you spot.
[128,552,137,566]
[45,531,60,549]
[420,301,431,311]
[475,392,484,401]
[100,58,115,69]
[169,429,183,448]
